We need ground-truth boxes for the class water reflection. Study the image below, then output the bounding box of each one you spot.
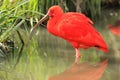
[49,60,108,80]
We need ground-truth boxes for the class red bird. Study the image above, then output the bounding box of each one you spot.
[108,20,120,36]
[30,5,108,63]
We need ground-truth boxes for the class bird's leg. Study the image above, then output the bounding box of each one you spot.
[75,48,81,63]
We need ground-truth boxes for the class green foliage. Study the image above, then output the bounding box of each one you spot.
[81,0,102,20]
[0,0,41,42]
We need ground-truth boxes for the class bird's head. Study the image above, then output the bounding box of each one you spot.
[30,5,63,39]
[48,5,63,18]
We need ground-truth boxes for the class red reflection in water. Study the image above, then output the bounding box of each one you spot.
[108,20,120,36]
[48,60,108,80]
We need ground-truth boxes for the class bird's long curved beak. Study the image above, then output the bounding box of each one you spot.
[30,14,49,39]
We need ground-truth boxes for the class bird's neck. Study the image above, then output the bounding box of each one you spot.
[47,13,63,36]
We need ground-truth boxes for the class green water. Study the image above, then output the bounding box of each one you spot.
[0,9,120,80]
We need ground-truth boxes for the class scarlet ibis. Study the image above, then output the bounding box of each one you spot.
[30,5,108,63]
[108,20,120,36]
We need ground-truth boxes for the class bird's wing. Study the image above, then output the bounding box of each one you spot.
[57,12,99,42]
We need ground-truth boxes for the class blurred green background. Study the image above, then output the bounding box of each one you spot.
[0,0,120,80]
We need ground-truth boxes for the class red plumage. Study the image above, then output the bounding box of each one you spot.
[47,6,108,53]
